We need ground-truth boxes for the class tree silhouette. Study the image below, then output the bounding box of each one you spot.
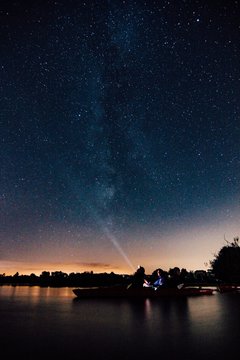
[210,237,240,282]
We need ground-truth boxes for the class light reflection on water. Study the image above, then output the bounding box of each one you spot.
[1,286,239,359]
[0,285,74,298]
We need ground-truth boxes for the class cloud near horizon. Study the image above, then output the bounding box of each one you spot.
[0,260,120,276]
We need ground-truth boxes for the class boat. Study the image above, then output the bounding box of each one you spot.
[72,285,214,299]
[217,284,240,293]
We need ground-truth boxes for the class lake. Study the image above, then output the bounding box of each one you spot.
[0,285,239,360]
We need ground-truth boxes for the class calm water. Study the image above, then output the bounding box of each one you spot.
[1,286,239,360]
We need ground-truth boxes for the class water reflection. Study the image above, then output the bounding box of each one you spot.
[1,286,240,359]
[0,285,74,300]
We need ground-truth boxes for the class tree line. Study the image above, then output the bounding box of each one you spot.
[0,268,216,287]
[210,236,240,283]
[1,236,239,286]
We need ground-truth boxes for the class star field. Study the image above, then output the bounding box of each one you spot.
[0,0,240,275]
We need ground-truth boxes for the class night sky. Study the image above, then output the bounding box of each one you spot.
[1,0,240,275]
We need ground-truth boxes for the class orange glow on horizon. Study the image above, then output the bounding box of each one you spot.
[1,208,239,276]
[0,260,132,276]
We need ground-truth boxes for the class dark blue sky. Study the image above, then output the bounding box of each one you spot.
[0,0,239,274]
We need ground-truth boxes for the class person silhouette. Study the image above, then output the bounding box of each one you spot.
[153,268,166,287]
[130,265,147,288]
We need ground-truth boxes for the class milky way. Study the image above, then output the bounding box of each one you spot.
[0,1,239,274]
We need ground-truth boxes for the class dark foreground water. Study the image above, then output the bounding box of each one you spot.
[0,286,239,360]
